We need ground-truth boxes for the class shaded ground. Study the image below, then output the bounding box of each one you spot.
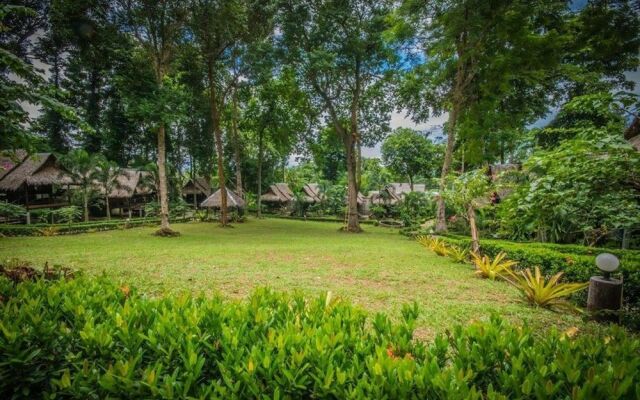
[0,217,598,339]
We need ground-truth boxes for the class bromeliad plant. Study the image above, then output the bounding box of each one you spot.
[471,251,517,280]
[447,245,469,264]
[508,266,589,312]
[416,235,449,256]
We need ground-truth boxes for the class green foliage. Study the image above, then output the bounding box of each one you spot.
[1,277,639,399]
[447,245,469,264]
[381,128,439,185]
[397,191,433,227]
[52,206,81,225]
[0,202,25,222]
[508,267,589,312]
[470,251,518,281]
[499,127,640,246]
[443,169,491,218]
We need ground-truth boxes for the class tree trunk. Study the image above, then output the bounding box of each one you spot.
[157,124,172,231]
[435,103,459,233]
[207,62,228,226]
[356,138,362,190]
[83,192,89,222]
[257,128,263,218]
[468,204,479,253]
[344,132,361,232]
[409,175,414,192]
[231,86,243,198]
[105,195,111,220]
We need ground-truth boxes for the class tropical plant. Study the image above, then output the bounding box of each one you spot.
[398,191,433,227]
[0,201,25,222]
[59,149,99,222]
[470,251,517,280]
[508,266,589,312]
[417,235,449,257]
[447,245,469,264]
[93,158,122,220]
[53,206,81,225]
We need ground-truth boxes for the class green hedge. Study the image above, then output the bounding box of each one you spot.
[437,235,640,309]
[1,277,639,399]
[264,214,376,225]
[0,217,191,237]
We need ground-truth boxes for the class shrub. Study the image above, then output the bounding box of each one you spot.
[508,267,589,312]
[1,277,639,399]
[416,235,449,256]
[0,202,25,222]
[447,245,469,264]
[471,251,518,280]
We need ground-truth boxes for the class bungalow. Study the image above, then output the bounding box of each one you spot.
[200,188,245,210]
[0,152,74,223]
[183,177,212,208]
[260,183,295,206]
[106,169,155,217]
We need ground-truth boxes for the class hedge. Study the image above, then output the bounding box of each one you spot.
[436,235,640,309]
[1,277,639,399]
[0,217,191,237]
[264,214,377,225]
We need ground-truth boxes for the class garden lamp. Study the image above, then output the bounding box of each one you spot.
[595,253,619,280]
[588,253,622,322]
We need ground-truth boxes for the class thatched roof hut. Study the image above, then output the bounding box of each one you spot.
[183,177,212,197]
[0,153,73,192]
[261,183,295,203]
[388,183,426,197]
[368,186,402,205]
[0,150,28,181]
[201,188,245,209]
[107,169,154,199]
[302,183,323,203]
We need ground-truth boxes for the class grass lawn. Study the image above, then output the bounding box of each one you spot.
[0,217,597,339]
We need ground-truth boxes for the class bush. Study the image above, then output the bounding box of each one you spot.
[1,277,639,399]
[0,217,191,237]
[437,235,640,309]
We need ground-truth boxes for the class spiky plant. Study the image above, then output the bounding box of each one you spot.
[510,267,588,312]
[448,245,469,264]
[471,251,517,280]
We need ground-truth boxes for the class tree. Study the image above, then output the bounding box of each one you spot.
[381,128,437,190]
[59,149,99,223]
[188,0,274,226]
[396,0,640,232]
[117,0,187,235]
[0,4,87,152]
[443,168,491,253]
[278,0,397,232]
[94,157,122,220]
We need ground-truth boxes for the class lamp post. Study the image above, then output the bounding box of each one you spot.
[587,253,623,323]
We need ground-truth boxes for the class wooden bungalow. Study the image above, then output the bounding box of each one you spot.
[260,183,295,205]
[200,188,246,210]
[0,152,73,223]
[106,169,155,217]
[183,177,212,208]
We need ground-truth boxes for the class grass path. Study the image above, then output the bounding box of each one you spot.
[0,217,596,339]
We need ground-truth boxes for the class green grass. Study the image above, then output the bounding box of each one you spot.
[0,217,598,339]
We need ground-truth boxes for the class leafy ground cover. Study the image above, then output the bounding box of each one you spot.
[0,218,601,339]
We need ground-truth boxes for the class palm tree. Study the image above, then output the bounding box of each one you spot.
[94,158,123,220]
[59,149,98,222]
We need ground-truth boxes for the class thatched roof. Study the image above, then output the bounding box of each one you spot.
[183,177,212,196]
[106,168,154,199]
[388,183,426,195]
[303,183,323,203]
[261,183,295,203]
[368,187,401,205]
[0,149,28,180]
[200,188,245,209]
[0,153,73,192]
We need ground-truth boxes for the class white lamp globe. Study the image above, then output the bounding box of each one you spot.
[595,253,619,273]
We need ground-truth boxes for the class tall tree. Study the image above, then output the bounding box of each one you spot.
[189,0,273,226]
[278,0,396,232]
[59,149,99,222]
[117,0,187,235]
[94,157,122,220]
[381,128,438,190]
